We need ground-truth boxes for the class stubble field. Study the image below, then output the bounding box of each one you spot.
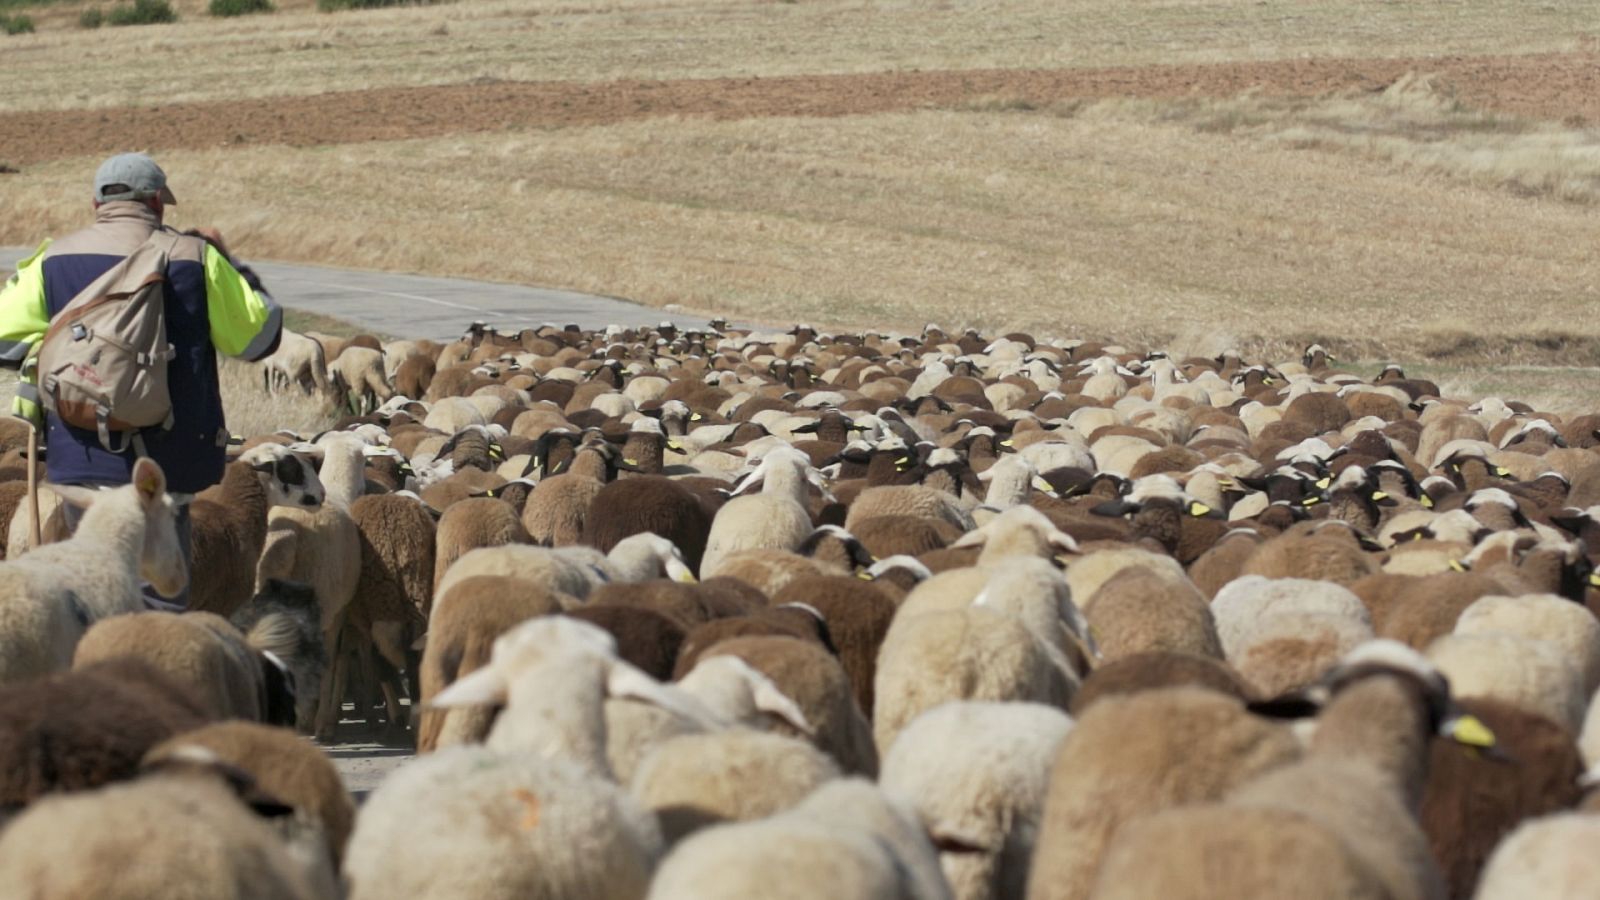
[2,0,1598,409]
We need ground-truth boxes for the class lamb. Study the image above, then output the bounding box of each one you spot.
[880,701,1075,900]
[434,535,694,611]
[0,752,329,899]
[1082,565,1223,663]
[1240,529,1380,586]
[0,457,185,684]
[0,658,212,810]
[189,446,326,618]
[72,611,272,723]
[346,492,435,732]
[646,778,954,900]
[700,447,823,577]
[145,721,356,872]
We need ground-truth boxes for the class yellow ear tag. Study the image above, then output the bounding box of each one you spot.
[486,489,497,498]
[623,458,639,467]
[1421,495,1434,508]
[1451,714,1497,749]
[690,413,703,421]
[1263,377,1275,385]
[1302,496,1321,507]
[490,446,504,460]
[135,472,161,497]
[999,439,1014,447]
[1412,532,1425,541]
[1315,477,1331,489]
[1371,491,1389,501]
[1494,466,1511,477]
[1032,477,1054,492]
[1189,502,1212,517]
[1448,560,1467,573]
[1589,572,1600,588]
[857,570,874,580]
[667,441,682,451]
[675,570,698,584]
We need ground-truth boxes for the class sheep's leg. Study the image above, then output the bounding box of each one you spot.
[315,620,351,741]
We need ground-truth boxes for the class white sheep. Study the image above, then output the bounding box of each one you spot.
[0,458,185,684]
[880,701,1074,900]
[260,328,331,398]
[700,447,822,578]
[1452,593,1600,695]
[1474,812,1600,900]
[647,778,954,900]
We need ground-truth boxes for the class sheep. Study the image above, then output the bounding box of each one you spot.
[330,345,394,415]
[1083,641,1491,900]
[1418,697,1583,898]
[646,778,954,900]
[0,457,184,684]
[1240,529,1380,586]
[0,752,328,900]
[1425,632,1586,734]
[189,447,326,618]
[1025,686,1303,900]
[627,729,841,843]
[260,328,332,398]
[874,600,1072,759]
[145,721,356,873]
[349,622,674,899]
[1451,592,1600,694]
[1082,565,1223,663]
[255,437,365,738]
[1473,812,1600,900]
[880,701,1075,900]
[565,605,686,681]
[772,574,897,716]
[231,579,327,734]
[416,576,572,753]
[432,496,530,600]
[346,492,435,733]
[844,483,973,532]
[850,513,965,559]
[582,475,714,574]
[701,447,823,577]
[521,438,627,546]
[72,611,270,723]
[1208,575,1375,697]
[1068,651,1254,715]
[0,658,212,810]
[697,634,879,777]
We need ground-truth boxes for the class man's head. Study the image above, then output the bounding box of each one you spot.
[93,153,177,213]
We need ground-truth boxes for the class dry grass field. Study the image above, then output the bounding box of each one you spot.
[1,0,1597,410]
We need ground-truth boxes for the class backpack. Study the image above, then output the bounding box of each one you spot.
[36,229,186,454]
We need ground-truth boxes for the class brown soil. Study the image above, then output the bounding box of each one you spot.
[2,51,1597,166]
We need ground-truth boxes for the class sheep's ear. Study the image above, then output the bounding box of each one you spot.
[1047,529,1079,555]
[605,663,709,723]
[928,824,991,855]
[44,482,99,509]
[131,458,166,507]
[950,528,989,549]
[430,666,509,708]
[750,679,812,735]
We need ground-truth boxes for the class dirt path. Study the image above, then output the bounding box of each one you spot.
[2,51,1597,166]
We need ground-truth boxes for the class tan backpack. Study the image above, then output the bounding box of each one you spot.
[36,229,185,454]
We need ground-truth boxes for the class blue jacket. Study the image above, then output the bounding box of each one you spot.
[0,202,281,493]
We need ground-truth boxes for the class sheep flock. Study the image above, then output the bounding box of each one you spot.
[1,318,1600,899]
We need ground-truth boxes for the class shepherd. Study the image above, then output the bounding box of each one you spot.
[0,152,282,609]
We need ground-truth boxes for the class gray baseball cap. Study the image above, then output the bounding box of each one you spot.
[93,153,178,205]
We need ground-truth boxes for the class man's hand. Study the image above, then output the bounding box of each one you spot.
[188,227,232,259]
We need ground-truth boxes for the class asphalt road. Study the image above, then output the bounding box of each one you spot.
[2,247,719,798]
[2,248,715,339]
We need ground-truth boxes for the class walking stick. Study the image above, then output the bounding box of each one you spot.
[25,418,41,549]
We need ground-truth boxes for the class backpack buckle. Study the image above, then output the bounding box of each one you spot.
[71,324,88,341]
